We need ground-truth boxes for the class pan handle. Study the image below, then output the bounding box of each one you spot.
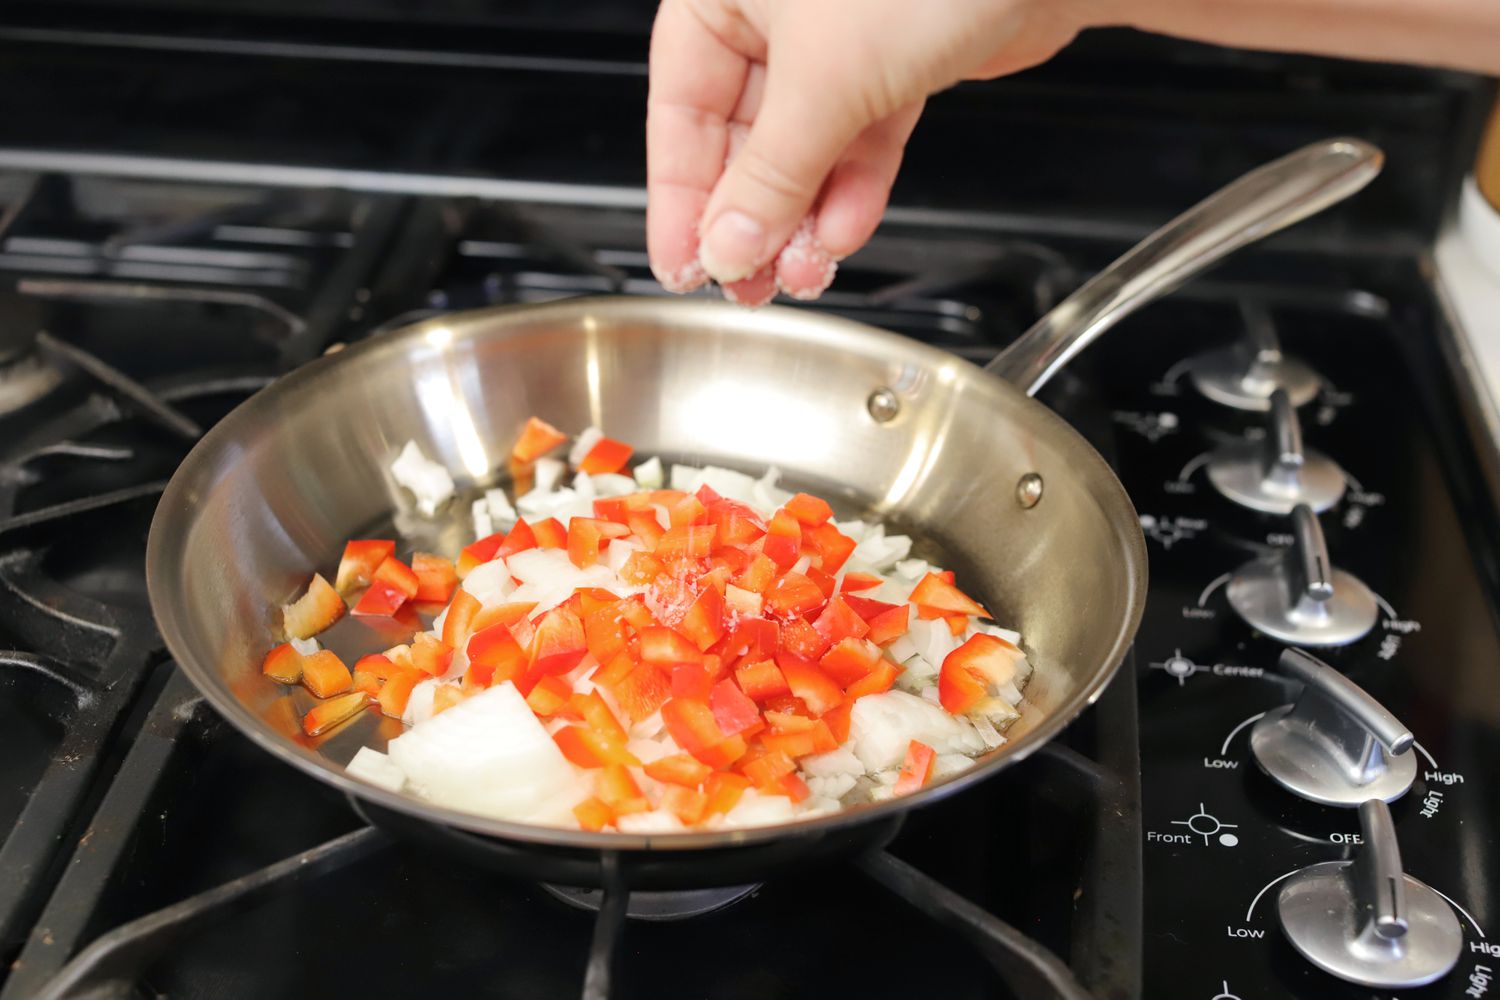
[985,137,1383,395]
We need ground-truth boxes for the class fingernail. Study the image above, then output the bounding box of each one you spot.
[698,211,766,283]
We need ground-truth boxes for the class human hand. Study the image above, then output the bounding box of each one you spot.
[645,0,1093,304]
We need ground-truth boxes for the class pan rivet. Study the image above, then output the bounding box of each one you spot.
[867,388,900,423]
[1017,473,1044,509]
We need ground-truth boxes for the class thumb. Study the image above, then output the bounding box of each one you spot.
[698,56,871,284]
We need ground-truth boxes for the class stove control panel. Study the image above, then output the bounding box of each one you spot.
[1097,293,1499,1000]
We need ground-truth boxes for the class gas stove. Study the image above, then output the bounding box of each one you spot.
[0,9,1498,1000]
[0,159,1493,1000]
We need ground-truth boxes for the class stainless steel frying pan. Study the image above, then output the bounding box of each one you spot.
[145,138,1381,876]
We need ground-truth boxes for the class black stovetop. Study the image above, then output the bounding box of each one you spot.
[0,166,1495,1000]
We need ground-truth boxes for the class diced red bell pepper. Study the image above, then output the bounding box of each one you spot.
[721,618,779,661]
[377,670,421,718]
[583,602,629,664]
[939,634,1004,714]
[805,522,857,573]
[626,510,666,549]
[570,690,631,744]
[710,678,761,737]
[640,626,702,667]
[840,572,883,593]
[351,668,384,701]
[352,557,420,617]
[893,739,937,795]
[656,524,716,560]
[441,589,482,649]
[597,763,650,814]
[763,710,817,732]
[761,719,838,758]
[780,617,831,661]
[410,633,454,677]
[819,637,883,686]
[302,691,369,737]
[806,567,837,600]
[620,550,665,585]
[335,539,396,593]
[661,785,710,825]
[609,662,672,724]
[567,517,630,569]
[676,585,725,651]
[468,622,527,687]
[261,643,303,684]
[577,587,621,616]
[456,532,504,579]
[735,658,790,702]
[779,772,811,802]
[707,500,767,547]
[867,605,911,646]
[783,492,834,527]
[411,552,458,603]
[845,659,900,700]
[704,772,751,816]
[944,613,971,636]
[762,511,802,570]
[775,654,844,716]
[733,552,778,593]
[764,572,827,620]
[282,573,346,640]
[528,606,588,679]
[531,518,567,550]
[741,749,797,792]
[909,572,989,618]
[579,436,633,475]
[301,650,352,698]
[526,674,573,715]
[822,702,853,743]
[555,726,603,768]
[672,663,713,700]
[662,698,747,769]
[644,753,713,787]
[471,601,538,633]
[669,495,708,527]
[512,416,569,463]
[573,796,613,831]
[812,595,870,646]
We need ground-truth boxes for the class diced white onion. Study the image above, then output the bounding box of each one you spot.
[571,471,596,501]
[387,683,578,821]
[485,487,517,525]
[533,457,566,494]
[462,559,516,607]
[848,690,984,771]
[390,441,455,517]
[633,456,664,489]
[346,747,407,792]
[289,636,320,656]
[471,498,494,539]
[590,474,637,497]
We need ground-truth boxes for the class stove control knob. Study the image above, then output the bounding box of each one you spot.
[1208,388,1346,513]
[1227,504,1378,645]
[1188,301,1321,411]
[1278,799,1462,988]
[1251,648,1416,805]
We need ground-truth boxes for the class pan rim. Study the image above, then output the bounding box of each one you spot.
[146,295,1147,852]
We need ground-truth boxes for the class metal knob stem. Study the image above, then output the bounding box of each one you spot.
[1207,389,1347,512]
[1226,504,1378,645]
[1277,800,1462,988]
[1250,649,1416,805]
[1188,302,1324,411]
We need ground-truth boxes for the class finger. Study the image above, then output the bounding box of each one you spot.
[720,262,778,307]
[774,216,837,301]
[696,36,873,284]
[644,0,752,292]
[814,101,922,259]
